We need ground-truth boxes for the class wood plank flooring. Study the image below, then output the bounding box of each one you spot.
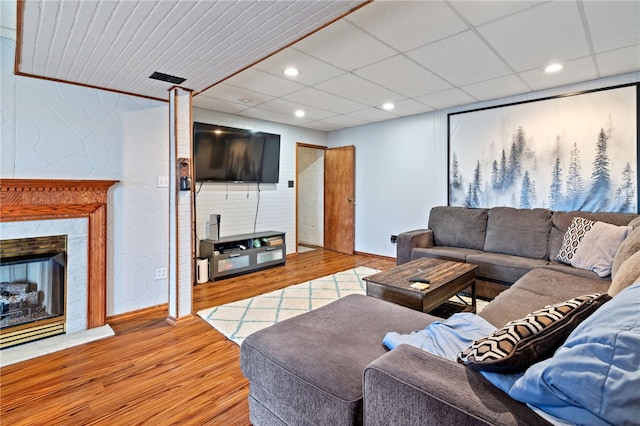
[0,249,394,425]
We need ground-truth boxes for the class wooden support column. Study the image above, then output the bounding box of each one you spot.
[167,86,194,324]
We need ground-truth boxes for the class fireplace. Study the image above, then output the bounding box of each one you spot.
[0,235,67,348]
[0,179,118,344]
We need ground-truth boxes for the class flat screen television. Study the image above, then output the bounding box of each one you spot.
[193,122,281,183]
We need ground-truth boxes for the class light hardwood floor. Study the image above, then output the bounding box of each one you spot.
[1,249,394,425]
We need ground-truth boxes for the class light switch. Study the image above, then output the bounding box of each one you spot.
[157,176,169,188]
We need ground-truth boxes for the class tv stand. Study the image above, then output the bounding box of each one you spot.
[199,231,286,281]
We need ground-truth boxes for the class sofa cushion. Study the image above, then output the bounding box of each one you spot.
[459,293,611,373]
[483,282,640,426]
[549,211,638,261]
[411,246,483,262]
[240,294,434,425]
[556,216,595,263]
[428,206,487,250]
[570,222,631,277]
[612,226,640,278]
[537,262,602,280]
[466,252,547,283]
[609,251,640,296]
[479,268,610,328]
[484,207,551,259]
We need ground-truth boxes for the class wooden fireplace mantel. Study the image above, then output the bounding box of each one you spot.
[0,179,118,329]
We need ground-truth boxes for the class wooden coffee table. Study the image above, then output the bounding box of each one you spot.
[364,258,478,314]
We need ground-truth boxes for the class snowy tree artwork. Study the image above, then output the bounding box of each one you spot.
[448,84,638,213]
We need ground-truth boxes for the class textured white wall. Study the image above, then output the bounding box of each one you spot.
[192,108,328,254]
[329,72,640,258]
[1,37,170,316]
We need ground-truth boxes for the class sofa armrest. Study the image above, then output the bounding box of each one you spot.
[397,229,433,265]
[363,344,551,426]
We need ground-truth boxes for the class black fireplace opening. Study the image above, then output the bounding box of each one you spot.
[0,235,67,348]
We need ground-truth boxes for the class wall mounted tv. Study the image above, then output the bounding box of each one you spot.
[193,122,281,183]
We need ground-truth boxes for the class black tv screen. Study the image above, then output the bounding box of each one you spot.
[194,122,281,183]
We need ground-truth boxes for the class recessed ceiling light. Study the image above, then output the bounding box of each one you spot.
[239,98,252,104]
[382,102,395,111]
[295,109,305,118]
[284,67,299,77]
[544,63,563,73]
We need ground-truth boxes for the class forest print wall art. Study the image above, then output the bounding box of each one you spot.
[448,84,638,213]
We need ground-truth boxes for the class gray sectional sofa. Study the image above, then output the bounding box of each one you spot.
[398,206,638,298]
[240,207,640,425]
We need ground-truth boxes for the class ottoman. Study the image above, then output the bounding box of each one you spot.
[240,294,436,425]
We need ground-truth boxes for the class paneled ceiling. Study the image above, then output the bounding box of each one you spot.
[16,0,640,132]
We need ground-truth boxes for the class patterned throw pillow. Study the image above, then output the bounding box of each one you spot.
[557,217,596,264]
[458,293,611,373]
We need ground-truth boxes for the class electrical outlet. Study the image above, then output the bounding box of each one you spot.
[155,267,168,280]
[390,235,398,244]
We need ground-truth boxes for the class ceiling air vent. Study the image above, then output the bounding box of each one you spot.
[149,71,186,84]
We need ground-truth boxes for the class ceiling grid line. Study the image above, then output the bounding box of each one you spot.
[575,0,601,79]
[445,0,533,94]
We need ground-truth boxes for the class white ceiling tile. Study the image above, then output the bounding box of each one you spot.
[597,45,640,77]
[320,114,369,128]
[258,98,335,121]
[450,1,546,26]
[301,121,343,132]
[355,55,452,97]
[583,1,640,53]
[462,74,530,101]
[347,107,397,123]
[224,68,305,97]
[316,73,404,107]
[192,96,251,114]
[346,1,468,52]
[519,56,598,91]
[294,19,396,71]
[389,99,434,117]
[240,107,304,126]
[407,30,511,86]
[196,82,274,107]
[253,48,345,86]
[414,88,478,110]
[283,87,367,114]
[477,1,590,72]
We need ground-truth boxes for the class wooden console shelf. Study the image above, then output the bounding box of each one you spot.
[199,231,286,281]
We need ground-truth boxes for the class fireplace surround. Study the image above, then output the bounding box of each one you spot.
[0,179,118,340]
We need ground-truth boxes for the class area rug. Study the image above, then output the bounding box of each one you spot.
[197,267,378,345]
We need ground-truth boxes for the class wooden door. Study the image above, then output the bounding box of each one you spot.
[324,146,355,254]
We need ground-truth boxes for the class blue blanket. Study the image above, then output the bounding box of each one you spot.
[382,312,497,361]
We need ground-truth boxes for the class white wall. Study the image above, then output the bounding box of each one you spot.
[297,146,324,246]
[1,37,170,316]
[192,108,328,254]
[329,72,640,258]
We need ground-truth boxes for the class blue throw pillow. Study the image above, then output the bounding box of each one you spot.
[483,282,640,426]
